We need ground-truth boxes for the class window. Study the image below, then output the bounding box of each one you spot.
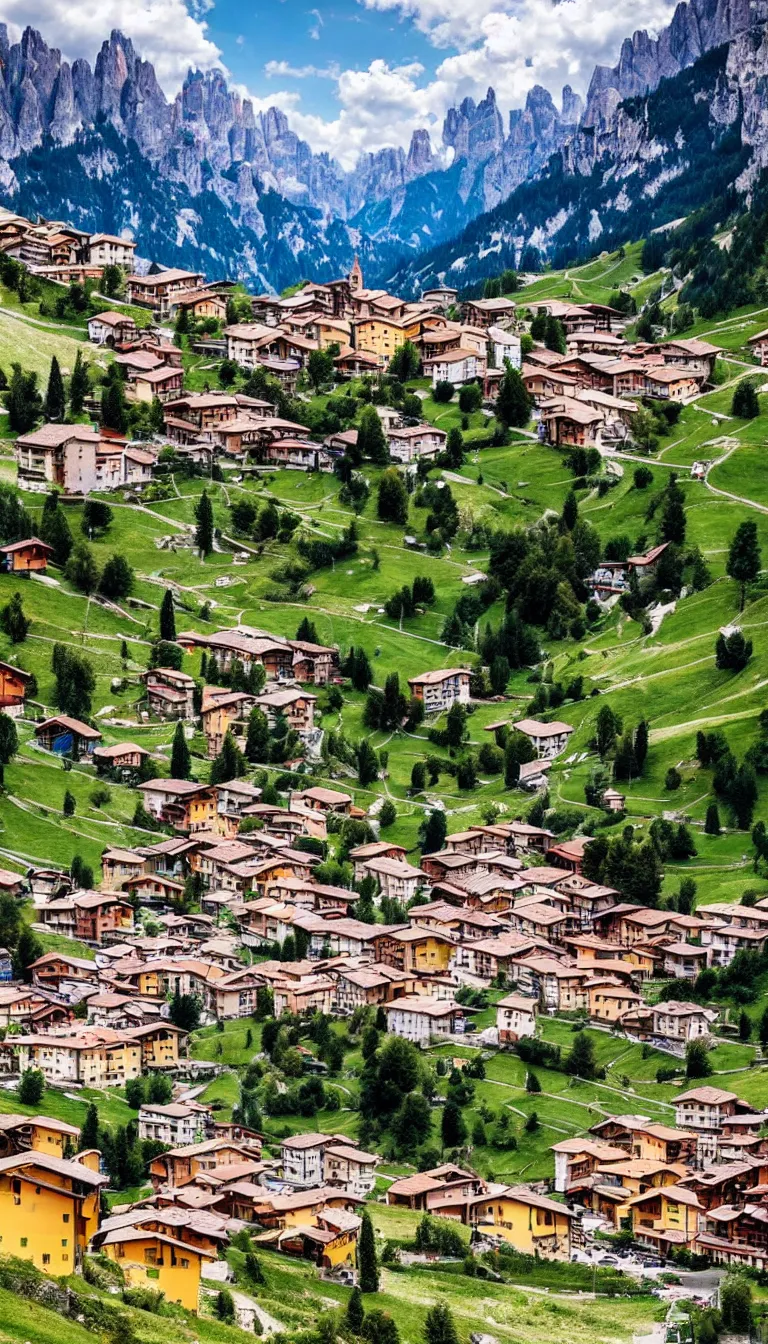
[42,1253,50,1265]
[20,1238,27,1247]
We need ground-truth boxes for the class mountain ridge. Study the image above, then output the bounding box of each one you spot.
[0,0,762,291]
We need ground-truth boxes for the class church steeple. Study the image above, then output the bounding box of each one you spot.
[349,253,363,293]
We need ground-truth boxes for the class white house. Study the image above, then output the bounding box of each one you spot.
[513,718,574,760]
[362,857,427,904]
[323,1143,380,1197]
[388,424,447,464]
[496,993,537,1044]
[488,326,522,370]
[281,1132,331,1186]
[408,668,471,713]
[384,995,466,1046]
[87,311,138,346]
[673,1086,742,1132]
[88,233,137,268]
[651,1001,718,1043]
[424,348,486,388]
[138,1102,209,1147]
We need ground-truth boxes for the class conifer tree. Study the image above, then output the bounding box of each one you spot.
[44,355,66,422]
[210,730,245,784]
[170,721,191,780]
[69,349,90,416]
[358,1210,379,1293]
[346,1286,365,1334]
[160,589,177,642]
[195,489,214,555]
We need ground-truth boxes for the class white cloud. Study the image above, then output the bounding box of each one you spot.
[308,7,324,39]
[286,58,437,168]
[3,0,222,90]
[272,0,679,167]
[264,59,339,79]
[360,0,511,49]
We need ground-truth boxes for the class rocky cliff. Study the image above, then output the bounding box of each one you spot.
[0,0,764,291]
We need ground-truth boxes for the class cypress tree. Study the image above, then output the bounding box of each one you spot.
[634,719,649,772]
[346,1286,365,1334]
[195,489,214,555]
[81,1102,99,1150]
[44,355,66,422]
[160,589,177,642]
[358,1210,379,1293]
[69,348,89,416]
[170,721,191,780]
[210,730,245,784]
[705,803,721,835]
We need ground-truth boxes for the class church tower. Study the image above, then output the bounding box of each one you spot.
[349,253,363,293]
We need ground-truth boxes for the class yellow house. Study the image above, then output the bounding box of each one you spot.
[468,1185,575,1258]
[627,1182,702,1251]
[8,1031,143,1087]
[588,983,643,1023]
[594,1159,687,1222]
[128,1023,186,1069]
[0,1150,106,1272]
[99,1228,214,1311]
[374,928,454,974]
[355,317,406,360]
[0,1113,80,1158]
[275,1210,359,1268]
[624,946,659,978]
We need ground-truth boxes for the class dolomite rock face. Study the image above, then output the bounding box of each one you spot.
[0,0,765,292]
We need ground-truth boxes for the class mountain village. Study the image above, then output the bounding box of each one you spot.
[0,165,764,1344]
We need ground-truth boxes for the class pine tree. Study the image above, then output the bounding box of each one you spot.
[358,405,389,465]
[63,789,76,816]
[441,1099,466,1149]
[44,355,66,422]
[69,349,89,416]
[40,502,73,567]
[731,379,760,419]
[496,363,531,428]
[424,1304,460,1344]
[7,363,41,433]
[420,808,447,854]
[357,739,379,787]
[727,520,761,611]
[195,489,215,555]
[358,1210,379,1293]
[245,706,270,762]
[634,719,649,773]
[160,589,177,641]
[296,616,319,643]
[0,591,29,644]
[705,803,721,835]
[65,542,101,595]
[210,730,245,784]
[81,1102,99,1150]
[377,469,409,525]
[99,554,134,599]
[346,1286,365,1334]
[170,721,191,780]
[101,369,127,433]
[565,1030,596,1079]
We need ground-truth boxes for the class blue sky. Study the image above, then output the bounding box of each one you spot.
[10,0,683,166]
[216,2,439,118]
